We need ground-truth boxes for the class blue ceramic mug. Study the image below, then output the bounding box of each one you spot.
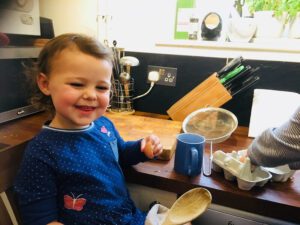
[174,133,205,176]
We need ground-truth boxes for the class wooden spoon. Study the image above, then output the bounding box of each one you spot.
[162,188,212,225]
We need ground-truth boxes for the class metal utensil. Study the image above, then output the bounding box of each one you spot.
[120,56,139,78]
[111,43,120,76]
[228,67,260,91]
[119,73,131,110]
[119,56,139,95]
[231,76,260,96]
[217,56,243,77]
[119,72,130,82]
[118,56,139,111]
[120,56,139,64]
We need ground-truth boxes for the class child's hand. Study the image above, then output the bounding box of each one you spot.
[141,135,163,159]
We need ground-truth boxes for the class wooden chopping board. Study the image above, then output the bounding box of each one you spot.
[105,112,182,160]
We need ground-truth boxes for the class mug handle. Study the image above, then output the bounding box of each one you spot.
[188,147,198,176]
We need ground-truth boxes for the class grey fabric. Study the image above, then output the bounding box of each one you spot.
[248,106,300,170]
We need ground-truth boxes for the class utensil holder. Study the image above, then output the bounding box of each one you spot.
[109,78,135,114]
[167,73,232,121]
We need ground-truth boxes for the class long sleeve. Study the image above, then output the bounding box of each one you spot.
[101,116,148,166]
[115,130,149,166]
[247,106,300,170]
[15,120,147,225]
[14,141,58,225]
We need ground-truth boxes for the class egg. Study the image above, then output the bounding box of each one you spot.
[239,155,247,163]
[144,141,154,159]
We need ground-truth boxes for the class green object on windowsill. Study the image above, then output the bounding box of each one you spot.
[174,0,197,40]
[245,0,300,23]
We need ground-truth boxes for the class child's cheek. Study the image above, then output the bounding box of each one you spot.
[100,92,110,107]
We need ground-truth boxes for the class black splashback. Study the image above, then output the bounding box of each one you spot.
[126,51,300,126]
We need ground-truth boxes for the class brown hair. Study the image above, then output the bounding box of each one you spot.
[25,33,113,114]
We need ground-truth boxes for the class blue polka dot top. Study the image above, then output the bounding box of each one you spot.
[14,116,148,225]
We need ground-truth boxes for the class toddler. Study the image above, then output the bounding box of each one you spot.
[14,33,163,225]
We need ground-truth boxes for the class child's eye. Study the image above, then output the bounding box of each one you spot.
[96,86,109,90]
[69,83,83,87]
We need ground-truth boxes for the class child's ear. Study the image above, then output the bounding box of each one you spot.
[37,73,51,95]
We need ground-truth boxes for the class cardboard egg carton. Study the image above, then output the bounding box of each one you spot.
[233,149,295,182]
[212,150,272,190]
[263,164,295,182]
[212,149,295,190]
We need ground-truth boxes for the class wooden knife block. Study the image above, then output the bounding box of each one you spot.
[167,73,232,121]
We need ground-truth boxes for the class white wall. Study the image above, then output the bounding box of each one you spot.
[39,0,98,38]
[96,0,234,51]
[38,0,298,62]
[39,0,177,50]
[100,0,176,51]
[39,0,233,51]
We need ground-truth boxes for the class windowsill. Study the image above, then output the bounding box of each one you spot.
[154,38,300,63]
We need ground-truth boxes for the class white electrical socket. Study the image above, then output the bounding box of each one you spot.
[148,71,160,82]
[147,65,177,87]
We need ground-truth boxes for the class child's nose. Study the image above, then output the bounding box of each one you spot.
[83,88,97,100]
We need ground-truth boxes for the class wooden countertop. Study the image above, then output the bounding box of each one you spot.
[109,114,300,224]
[105,112,182,160]
[1,112,299,223]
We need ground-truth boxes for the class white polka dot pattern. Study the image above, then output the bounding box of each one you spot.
[14,116,147,224]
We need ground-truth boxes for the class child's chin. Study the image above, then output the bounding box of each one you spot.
[74,120,93,128]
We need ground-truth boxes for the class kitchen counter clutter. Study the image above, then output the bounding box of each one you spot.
[105,112,182,160]
[124,130,300,224]
[212,149,296,191]
[0,112,299,224]
[212,150,272,191]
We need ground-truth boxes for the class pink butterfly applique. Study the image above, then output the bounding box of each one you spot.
[64,193,86,211]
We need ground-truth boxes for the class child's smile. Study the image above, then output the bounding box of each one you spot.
[75,105,98,115]
[75,105,97,111]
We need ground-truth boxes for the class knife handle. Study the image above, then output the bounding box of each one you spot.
[223,65,252,88]
[227,66,260,91]
[217,56,243,77]
[231,76,260,96]
[220,65,245,84]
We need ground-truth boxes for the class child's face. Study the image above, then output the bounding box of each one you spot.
[38,48,112,129]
